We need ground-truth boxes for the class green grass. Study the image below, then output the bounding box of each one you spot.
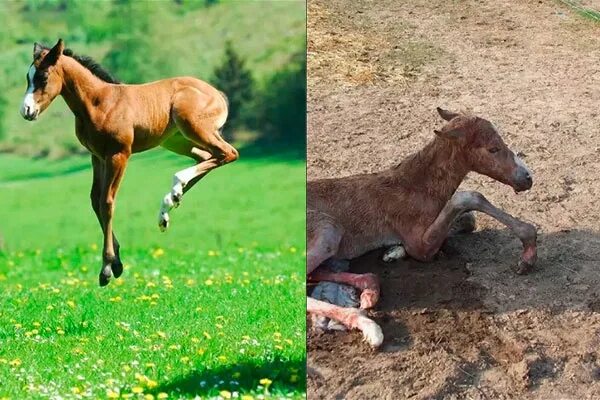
[0,151,306,399]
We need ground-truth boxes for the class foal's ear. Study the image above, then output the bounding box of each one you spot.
[40,39,64,69]
[434,116,470,139]
[33,42,45,58]
[436,107,460,121]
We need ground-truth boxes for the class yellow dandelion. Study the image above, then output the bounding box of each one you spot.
[207,250,217,257]
[57,329,65,335]
[71,387,81,394]
[146,379,158,389]
[152,248,165,258]
[106,389,119,399]
[191,337,200,343]
[289,246,297,253]
[157,393,168,399]
[144,395,155,400]
[180,356,190,363]
[90,243,98,251]
[220,390,232,399]
[204,279,214,286]
[109,296,122,302]
[9,358,21,367]
[197,348,205,355]
[259,378,272,386]
[132,386,144,394]
[203,331,211,339]
[241,395,254,400]
[146,282,156,288]
[274,345,283,350]
[66,300,76,308]
[32,322,41,327]
[218,355,227,363]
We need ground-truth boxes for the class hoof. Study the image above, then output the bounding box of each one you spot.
[111,259,124,279]
[382,245,407,263]
[99,265,112,287]
[354,311,384,348]
[513,259,534,275]
[158,212,169,232]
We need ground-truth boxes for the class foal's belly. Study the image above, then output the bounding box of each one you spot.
[131,121,177,153]
[336,232,401,260]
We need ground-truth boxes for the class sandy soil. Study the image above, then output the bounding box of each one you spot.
[307,1,600,399]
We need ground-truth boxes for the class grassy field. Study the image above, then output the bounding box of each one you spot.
[0,150,306,399]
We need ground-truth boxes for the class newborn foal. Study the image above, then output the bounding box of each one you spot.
[307,107,537,347]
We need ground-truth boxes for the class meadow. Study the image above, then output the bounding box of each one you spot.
[0,151,306,399]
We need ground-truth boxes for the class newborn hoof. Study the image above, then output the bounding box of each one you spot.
[513,259,534,275]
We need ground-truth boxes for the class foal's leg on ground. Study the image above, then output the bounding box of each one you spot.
[91,155,123,278]
[307,213,383,347]
[411,191,537,274]
[98,151,130,286]
[381,211,476,263]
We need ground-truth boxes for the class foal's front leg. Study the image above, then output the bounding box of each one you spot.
[91,155,123,278]
[98,151,130,286]
[411,191,537,274]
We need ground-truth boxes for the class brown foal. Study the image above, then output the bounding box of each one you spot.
[307,107,537,347]
[20,39,238,286]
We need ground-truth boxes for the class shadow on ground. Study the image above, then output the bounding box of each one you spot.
[152,358,306,397]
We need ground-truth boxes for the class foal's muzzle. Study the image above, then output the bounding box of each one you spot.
[513,168,533,192]
[21,104,40,121]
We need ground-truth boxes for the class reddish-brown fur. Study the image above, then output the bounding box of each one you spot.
[22,40,238,286]
[307,107,537,347]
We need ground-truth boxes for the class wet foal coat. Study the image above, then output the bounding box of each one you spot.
[21,39,238,286]
[307,108,537,347]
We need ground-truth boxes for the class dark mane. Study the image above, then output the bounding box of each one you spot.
[44,46,121,84]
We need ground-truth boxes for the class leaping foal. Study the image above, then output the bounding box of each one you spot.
[307,107,537,347]
[20,39,238,286]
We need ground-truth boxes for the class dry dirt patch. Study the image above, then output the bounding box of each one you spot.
[308,1,600,399]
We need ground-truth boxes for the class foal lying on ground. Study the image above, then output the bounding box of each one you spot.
[20,39,238,286]
[307,107,537,347]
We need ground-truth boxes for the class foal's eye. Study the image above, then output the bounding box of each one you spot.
[488,147,500,154]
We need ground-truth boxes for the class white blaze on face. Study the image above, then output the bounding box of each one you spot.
[20,64,38,118]
[513,151,532,177]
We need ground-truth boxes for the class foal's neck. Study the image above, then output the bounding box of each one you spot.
[59,57,109,120]
[387,137,468,204]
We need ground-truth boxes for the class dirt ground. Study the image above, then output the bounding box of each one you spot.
[307,1,600,399]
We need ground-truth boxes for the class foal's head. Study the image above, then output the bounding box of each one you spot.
[434,107,533,192]
[20,39,65,121]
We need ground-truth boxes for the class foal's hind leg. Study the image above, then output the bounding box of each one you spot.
[157,99,238,231]
[307,212,383,347]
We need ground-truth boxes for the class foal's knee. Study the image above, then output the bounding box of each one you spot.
[452,190,485,210]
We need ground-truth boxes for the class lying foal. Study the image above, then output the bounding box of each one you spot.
[307,107,537,347]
